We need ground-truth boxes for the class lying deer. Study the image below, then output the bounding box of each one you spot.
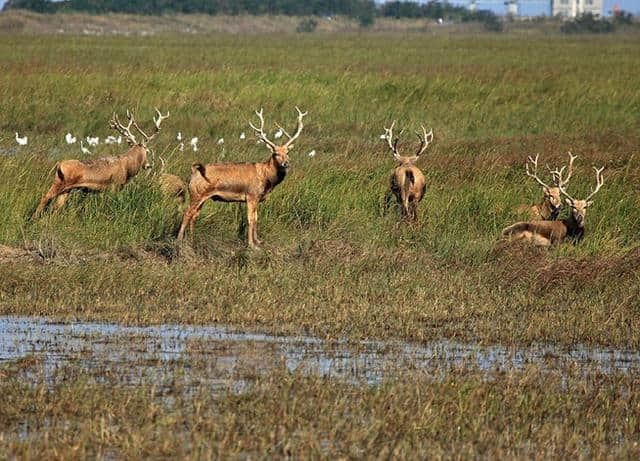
[34,108,169,217]
[156,157,187,203]
[383,121,433,222]
[503,165,604,246]
[177,107,307,248]
[516,152,576,221]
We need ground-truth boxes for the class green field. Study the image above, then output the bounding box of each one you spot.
[1,23,639,458]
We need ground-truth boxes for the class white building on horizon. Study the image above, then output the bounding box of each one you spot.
[552,0,603,17]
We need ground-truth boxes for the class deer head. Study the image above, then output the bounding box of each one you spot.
[525,154,563,216]
[249,107,308,170]
[110,108,170,169]
[382,121,433,166]
[554,165,604,227]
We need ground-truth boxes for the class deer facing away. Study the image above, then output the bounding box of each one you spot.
[503,165,604,246]
[177,107,307,248]
[383,121,433,222]
[516,152,577,221]
[34,108,169,217]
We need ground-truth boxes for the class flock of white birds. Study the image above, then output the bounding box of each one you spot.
[9,128,319,157]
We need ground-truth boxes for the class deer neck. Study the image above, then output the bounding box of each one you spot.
[562,214,585,241]
[539,199,558,220]
[265,156,287,187]
[124,146,146,174]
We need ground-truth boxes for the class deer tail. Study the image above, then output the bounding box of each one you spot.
[403,170,415,193]
[191,162,208,182]
[48,162,63,181]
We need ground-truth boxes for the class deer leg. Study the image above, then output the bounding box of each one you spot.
[34,183,63,218]
[410,200,418,223]
[178,199,202,240]
[189,200,207,234]
[52,192,70,213]
[246,199,260,249]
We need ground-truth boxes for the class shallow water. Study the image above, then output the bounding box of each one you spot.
[1,316,639,391]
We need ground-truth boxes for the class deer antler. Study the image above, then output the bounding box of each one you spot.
[584,166,605,203]
[414,125,434,157]
[525,154,553,190]
[281,107,308,149]
[548,151,577,188]
[249,108,278,150]
[383,120,403,161]
[110,111,138,146]
[129,108,170,146]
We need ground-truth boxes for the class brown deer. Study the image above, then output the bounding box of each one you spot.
[34,108,169,217]
[383,121,433,222]
[156,157,187,203]
[502,166,604,246]
[516,152,576,221]
[177,107,307,248]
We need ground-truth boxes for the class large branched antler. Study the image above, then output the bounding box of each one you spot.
[249,108,278,150]
[548,151,577,189]
[584,166,605,202]
[279,107,308,149]
[525,154,554,190]
[110,111,138,146]
[383,120,403,161]
[413,125,434,157]
[130,108,170,146]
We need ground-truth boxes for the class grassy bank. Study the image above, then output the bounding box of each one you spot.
[0,33,639,346]
[2,361,639,459]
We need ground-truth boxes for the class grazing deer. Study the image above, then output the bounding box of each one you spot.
[34,108,169,217]
[177,107,307,248]
[502,166,604,246]
[516,152,576,221]
[382,121,433,222]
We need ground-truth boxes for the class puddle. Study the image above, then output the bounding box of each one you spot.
[1,316,639,392]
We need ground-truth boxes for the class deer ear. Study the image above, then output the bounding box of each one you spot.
[288,144,295,150]
[565,198,572,206]
[586,200,594,207]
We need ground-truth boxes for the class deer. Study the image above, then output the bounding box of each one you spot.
[516,152,577,221]
[382,120,433,222]
[502,165,604,247]
[156,157,187,204]
[33,108,169,218]
[177,107,308,248]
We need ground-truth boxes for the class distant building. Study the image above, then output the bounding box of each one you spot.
[552,0,603,18]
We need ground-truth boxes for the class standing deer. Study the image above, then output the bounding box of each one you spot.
[177,107,308,248]
[516,152,577,221]
[33,109,169,217]
[383,121,433,222]
[502,166,604,246]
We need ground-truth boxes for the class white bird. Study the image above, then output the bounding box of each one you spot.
[308,150,316,157]
[176,132,183,141]
[116,136,122,145]
[239,132,246,140]
[274,128,283,139]
[15,132,27,146]
[86,136,99,146]
[217,137,224,145]
[104,135,117,144]
[65,133,77,144]
[80,140,92,155]
[190,137,198,152]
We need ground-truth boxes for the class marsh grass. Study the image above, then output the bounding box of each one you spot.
[0,32,639,345]
[1,361,639,459]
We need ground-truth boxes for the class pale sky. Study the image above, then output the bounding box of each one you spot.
[0,0,638,16]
